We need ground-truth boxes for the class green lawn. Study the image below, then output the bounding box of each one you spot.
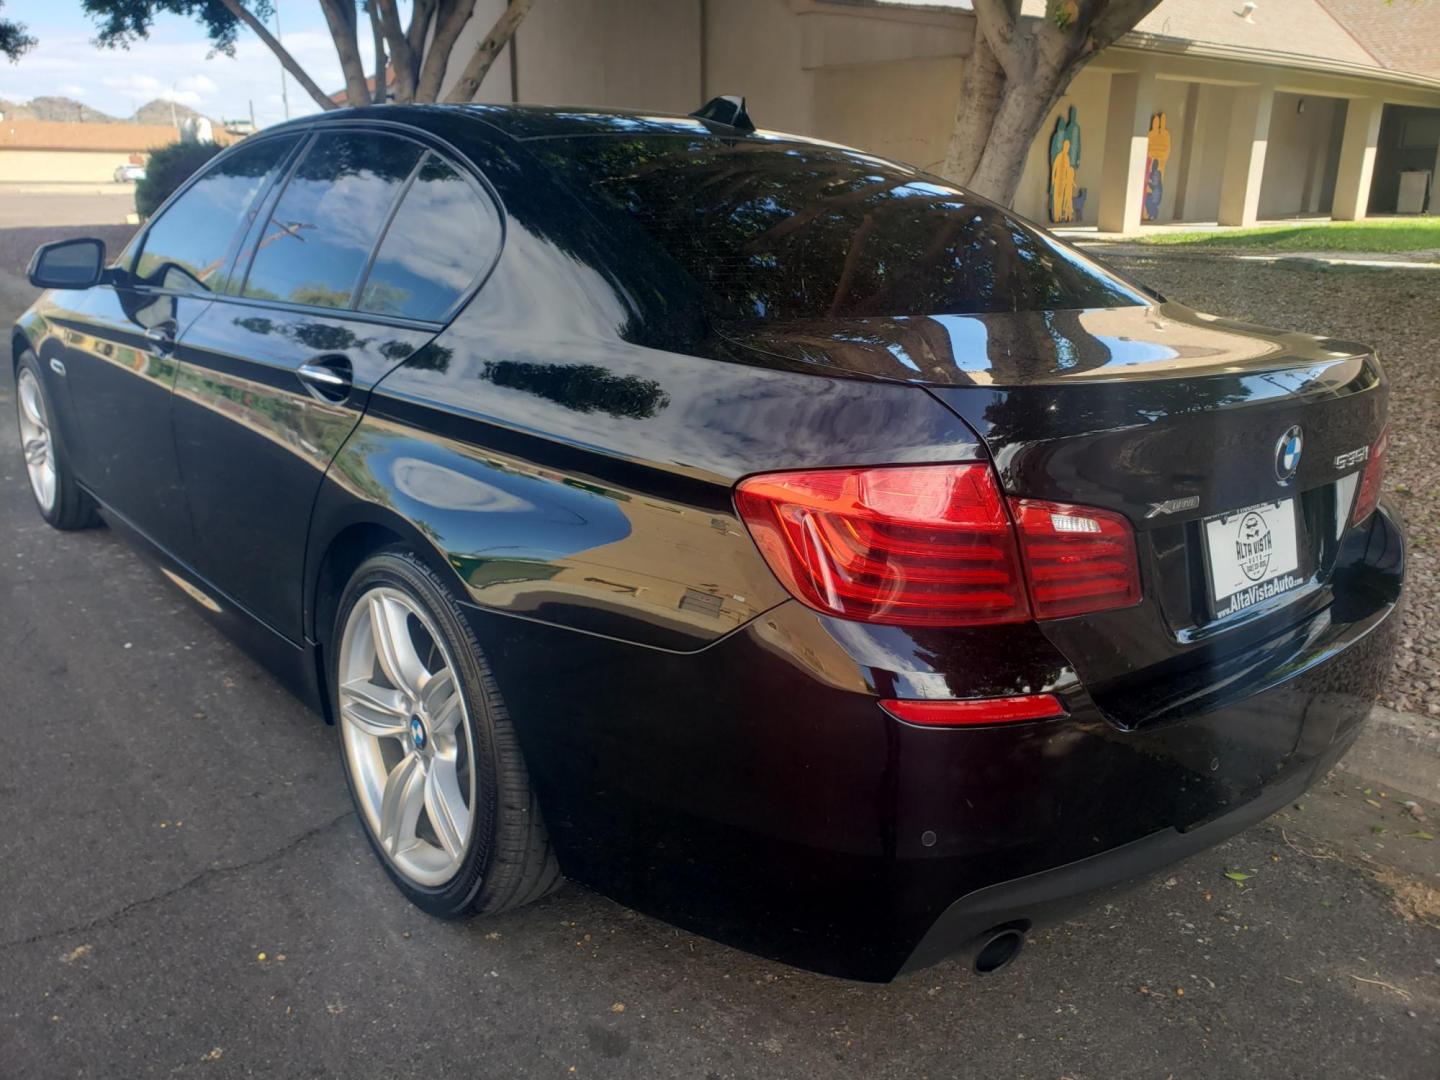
[1135,217,1440,255]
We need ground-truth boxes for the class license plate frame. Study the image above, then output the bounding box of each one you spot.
[1201,498,1303,619]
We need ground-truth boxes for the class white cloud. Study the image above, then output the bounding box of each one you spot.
[175,74,218,95]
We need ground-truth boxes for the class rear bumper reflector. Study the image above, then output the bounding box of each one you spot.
[880,693,1067,727]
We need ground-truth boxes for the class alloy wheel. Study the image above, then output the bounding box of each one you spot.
[337,586,476,887]
[16,368,56,513]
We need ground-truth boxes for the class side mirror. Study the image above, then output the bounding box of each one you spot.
[27,238,106,290]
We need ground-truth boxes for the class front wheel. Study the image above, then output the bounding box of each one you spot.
[13,352,98,530]
[331,550,561,917]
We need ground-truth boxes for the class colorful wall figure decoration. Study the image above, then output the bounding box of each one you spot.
[1048,106,1084,223]
[1142,112,1171,221]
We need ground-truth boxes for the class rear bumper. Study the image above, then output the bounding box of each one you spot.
[461,502,1404,982]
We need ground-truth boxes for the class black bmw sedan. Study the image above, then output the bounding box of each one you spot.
[11,103,1402,982]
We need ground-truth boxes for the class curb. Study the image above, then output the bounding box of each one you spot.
[1338,704,1440,798]
[1075,244,1440,272]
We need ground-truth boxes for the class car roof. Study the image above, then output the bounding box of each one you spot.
[267,102,845,149]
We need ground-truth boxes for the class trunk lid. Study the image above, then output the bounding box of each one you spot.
[721,302,1387,726]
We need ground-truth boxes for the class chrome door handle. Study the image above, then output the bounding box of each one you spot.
[297,356,353,401]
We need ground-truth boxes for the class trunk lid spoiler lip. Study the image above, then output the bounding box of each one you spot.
[712,302,1373,389]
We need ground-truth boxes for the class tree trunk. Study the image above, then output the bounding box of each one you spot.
[415,0,479,103]
[319,0,371,106]
[369,3,388,104]
[939,32,1004,185]
[964,67,1070,205]
[216,0,338,112]
[443,0,536,104]
[376,0,418,102]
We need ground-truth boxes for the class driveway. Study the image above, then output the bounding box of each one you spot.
[1,269,1436,1079]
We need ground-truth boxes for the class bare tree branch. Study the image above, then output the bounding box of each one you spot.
[368,1,387,103]
[416,0,479,102]
[215,0,338,111]
[406,0,437,60]
[376,0,417,100]
[971,0,1021,78]
[319,0,371,106]
[443,0,536,104]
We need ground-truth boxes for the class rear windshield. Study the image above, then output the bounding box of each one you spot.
[551,136,1146,321]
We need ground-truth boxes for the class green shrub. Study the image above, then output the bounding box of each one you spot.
[134,141,224,220]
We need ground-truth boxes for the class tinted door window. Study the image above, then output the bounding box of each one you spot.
[358,153,500,321]
[133,136,297,294]
[552,137,1147,319]
[244,132,423,310]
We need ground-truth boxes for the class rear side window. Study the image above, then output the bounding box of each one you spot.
[134,137,297,294]
[553,137,1147,320]
[358,152,499,321]
[243,131,423,310]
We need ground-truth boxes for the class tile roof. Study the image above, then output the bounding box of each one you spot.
[0,120,184,152]
[1315,0,1440,80]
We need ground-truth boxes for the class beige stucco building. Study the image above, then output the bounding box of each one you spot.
[0,120,184,184]
[441,0,1440,232]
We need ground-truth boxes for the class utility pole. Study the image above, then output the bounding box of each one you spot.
[275,0,291,121]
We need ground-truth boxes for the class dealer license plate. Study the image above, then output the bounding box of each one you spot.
[1202,499,1302,617]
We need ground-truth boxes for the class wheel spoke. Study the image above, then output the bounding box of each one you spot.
[18,378,45,428]
[368,594,426,698]
[378,753,425,855]
[420,668,459,734]
[425,760,469,860]
[339,678,410,739]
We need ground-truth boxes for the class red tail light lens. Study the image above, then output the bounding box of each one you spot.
[1352,426,1388,525]
[734,464,1142,626]
[881,694,1066,726]
[733,464,1029,626]
[1008,499,1142,618]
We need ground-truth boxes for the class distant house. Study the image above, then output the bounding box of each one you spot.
[0,118,237,184]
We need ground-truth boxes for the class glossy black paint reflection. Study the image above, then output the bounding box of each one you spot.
[11,104,1405,981]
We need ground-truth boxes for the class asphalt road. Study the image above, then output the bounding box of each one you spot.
[1,274,1437,1079]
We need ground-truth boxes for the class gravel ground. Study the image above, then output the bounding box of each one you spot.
[1104,252,1438,722]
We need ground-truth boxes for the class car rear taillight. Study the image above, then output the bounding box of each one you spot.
[734,463,1141,627]
[1352,426,1388,525]
[733,464,1029,627]
[1008,499,1141,619]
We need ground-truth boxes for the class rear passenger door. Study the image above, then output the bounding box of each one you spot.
[171,126,503,642]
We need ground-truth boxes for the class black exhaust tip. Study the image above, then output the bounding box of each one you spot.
[972,928,1025,974]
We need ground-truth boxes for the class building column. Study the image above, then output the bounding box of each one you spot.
[1217,84,1275,226]
[1430,138,1440,213]
[1097,69,1157,233]
[1170,83,1202,221]
[1332,98,1385,221]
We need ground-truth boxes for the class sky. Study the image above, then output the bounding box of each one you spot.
[0,1,376,128]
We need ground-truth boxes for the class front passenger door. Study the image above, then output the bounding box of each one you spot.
[49,135,299,554]
[171,130,502,643]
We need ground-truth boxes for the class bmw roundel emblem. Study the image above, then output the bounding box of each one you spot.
[1275,425,1303,483]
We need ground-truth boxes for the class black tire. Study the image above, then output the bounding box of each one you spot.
[331,549,561,917]
[13,351,100,530]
